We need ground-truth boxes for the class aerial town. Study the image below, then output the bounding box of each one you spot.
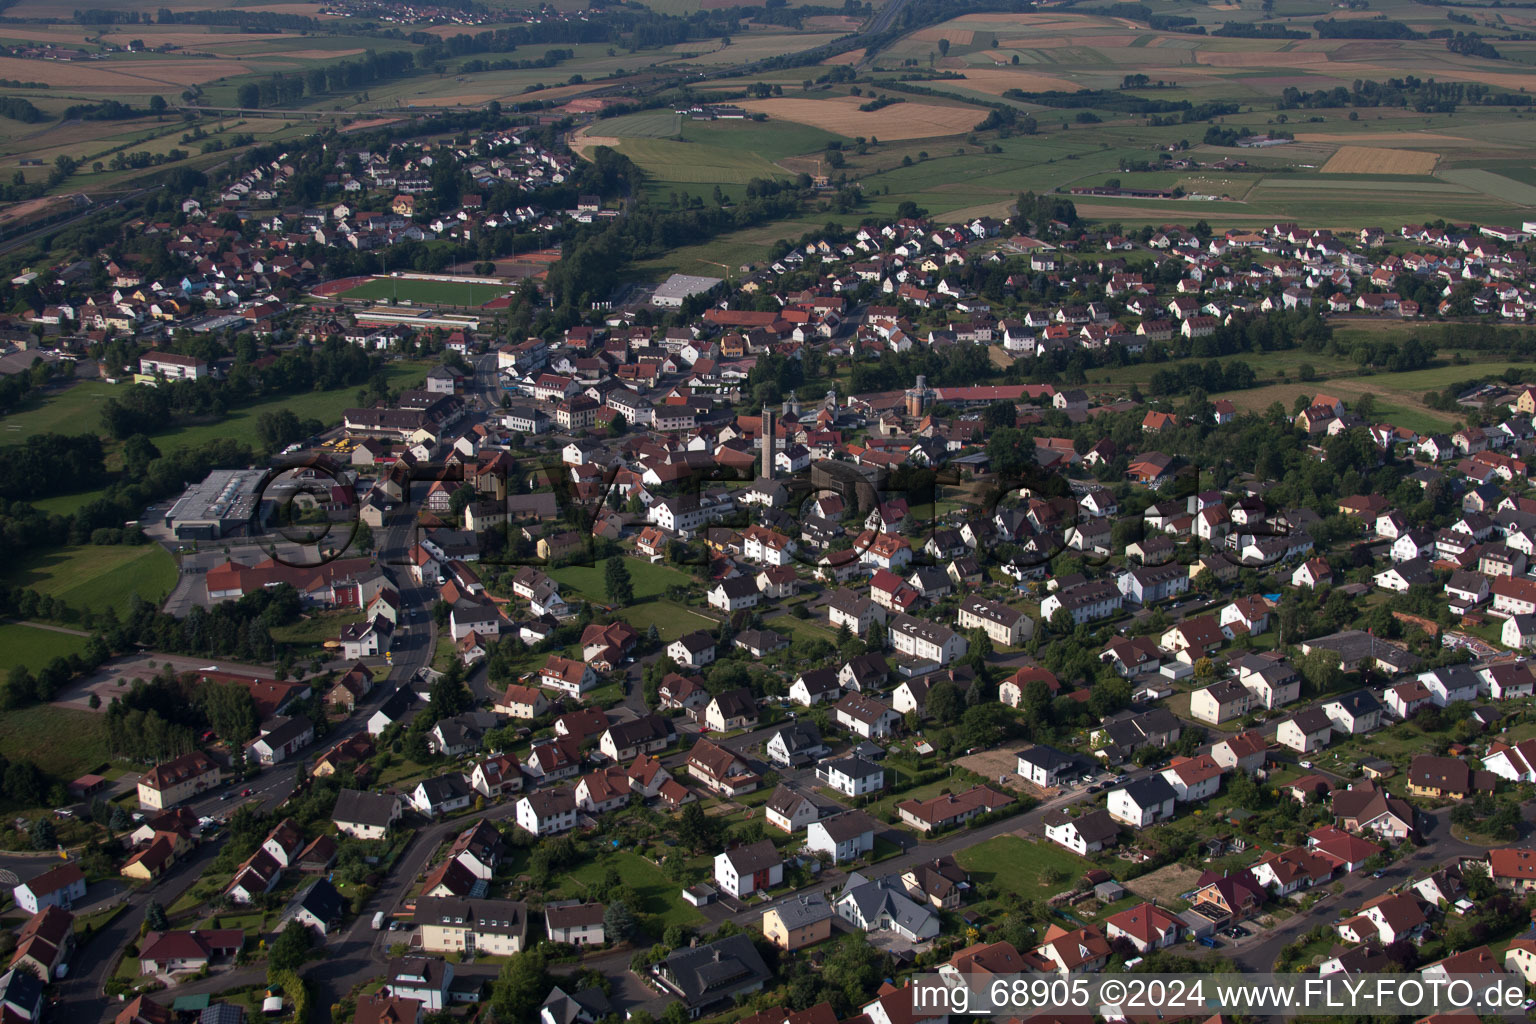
[6,1,1536,1024]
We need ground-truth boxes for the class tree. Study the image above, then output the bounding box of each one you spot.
[268,921,313,975]
[605,555,634,607]
[986,427,1036,477]
[28,818,54,851]
[492,948,551,1021]
[604,900,638,942]
[1295,648,1345,697]
[145,900,168,932]
[927,680,963,725]
[677,801,722,853]
[428,662,471,720]
[109,804,131,832]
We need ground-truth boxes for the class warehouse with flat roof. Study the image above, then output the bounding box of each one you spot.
[651,274,723,308]
[164,468,269,540]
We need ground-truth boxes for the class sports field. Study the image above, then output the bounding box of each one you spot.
[339,278,512,307]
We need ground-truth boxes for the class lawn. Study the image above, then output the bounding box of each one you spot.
[0,543,176,617]
[268,607,365,647]
[552,850,705,929]
[339,278,512,307]
[765,613,839,647]
[551,556,694,604]
[618,600,717,643]
[0,703,111,779]
[956,834,1092,898]
[0,623,91,675]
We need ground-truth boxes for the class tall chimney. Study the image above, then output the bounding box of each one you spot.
[762,407,776,480]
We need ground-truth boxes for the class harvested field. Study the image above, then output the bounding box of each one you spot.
[1124,862,1203,906]
[821,48,865,65]
[244,47,365,59]
[1320,146,1438,175]
[943,67,1081,94]
[803,15,860,30]
[913,27,976,44]
[115,30,292,47]
[0,194,67,226]
[0,55,250,88]
[739,95,982,140]
[241,3,339,12]
[341,117,402,132]
[561,97,624,113]
[1294,131,1461,143]
[998,35,1075,47]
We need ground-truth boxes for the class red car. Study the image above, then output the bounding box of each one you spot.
[240,788,253,796]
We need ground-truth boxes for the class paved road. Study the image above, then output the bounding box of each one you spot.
[1231,805,1508,971]
[53,500,439,1021]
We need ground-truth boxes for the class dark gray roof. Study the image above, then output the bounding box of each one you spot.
[1017,744,1074,773]
[768,893,832,929]
[771,722,823,754]
[1114,775,1177,808]
[413,895,527,937]
[296,878,344,924]
[605,714,673,747]
[815,810,879,842]
[835,872,935,935]
[722,839,779,875]
[659,933,771,1007]
[1327,689,1383,716]
[332,788,398,829]
[795,668,840,694]
[540,985,612,1024]
[821,754,882,780]
[417,773,473,803]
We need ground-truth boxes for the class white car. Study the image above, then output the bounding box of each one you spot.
[1299,760,1313,769]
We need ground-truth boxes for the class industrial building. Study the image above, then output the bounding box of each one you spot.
[164,468,269,540]
[650,274,722,308]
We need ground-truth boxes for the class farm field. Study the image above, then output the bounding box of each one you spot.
[739,95,985,141]
[0,544,178,618]
[338,277,513,307]
[1320,146,1438,176]
[603,136,793,185]
[583,117,844,195]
